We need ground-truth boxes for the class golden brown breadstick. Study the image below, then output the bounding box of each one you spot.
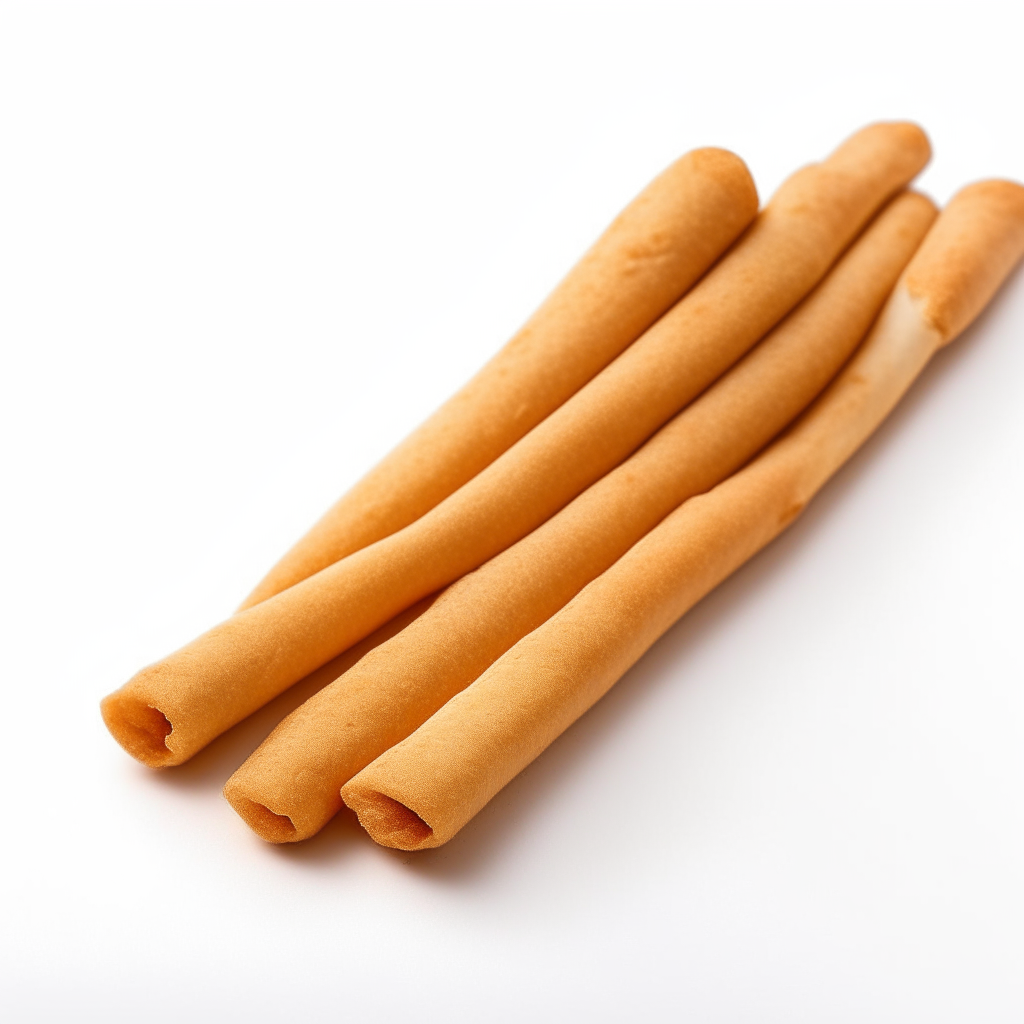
[239,150,759,609]
[102,123,930,768]
[225,191,937,841]
[342,179,1024,851]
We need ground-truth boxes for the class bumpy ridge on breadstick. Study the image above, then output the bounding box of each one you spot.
[225,191,937,842]
[341,178,1024,851]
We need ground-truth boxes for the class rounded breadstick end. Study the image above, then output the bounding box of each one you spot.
[99,692,178,768]
[829,121,931,182]
[676,146,759,219]
[905,179,1024,345]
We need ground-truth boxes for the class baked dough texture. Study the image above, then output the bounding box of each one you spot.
[239,149,759,609]
[341,179,1024,850]
[224,191,937,841]
[102,122,930,768]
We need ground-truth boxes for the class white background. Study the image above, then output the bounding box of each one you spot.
[2,2,1023,1020]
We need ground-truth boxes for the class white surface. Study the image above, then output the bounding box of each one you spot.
[2,2,1023,1020]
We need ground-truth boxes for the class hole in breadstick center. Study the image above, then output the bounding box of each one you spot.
[235,799,298,843]
[357,792,434,849]
[101,697,176,766]
[140,704,172,745]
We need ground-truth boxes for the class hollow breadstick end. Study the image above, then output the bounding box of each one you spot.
[905,179,1024,344]
[238,149,759,609]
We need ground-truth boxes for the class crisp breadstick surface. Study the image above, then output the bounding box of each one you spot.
[225,192,937,842]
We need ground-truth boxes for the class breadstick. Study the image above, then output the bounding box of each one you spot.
[342,179,1024,850]
[238,149,759,609]
[225,191,937,841]
[102,123,930,768]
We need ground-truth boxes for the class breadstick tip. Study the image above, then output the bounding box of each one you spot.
[682,146,759,203]
[905,178,1024,343]
[875,190,939,239]
[894,189,939,217]
[828,121,931,181]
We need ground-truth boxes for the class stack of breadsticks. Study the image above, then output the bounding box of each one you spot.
[102,122,1024,851]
